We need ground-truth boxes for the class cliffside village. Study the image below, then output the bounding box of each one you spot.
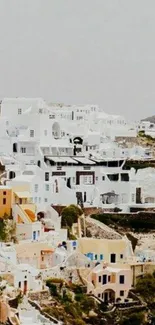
[0,98,155,324]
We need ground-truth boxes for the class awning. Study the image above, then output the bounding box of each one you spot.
[73,157,96,164]
[46,156,78,164]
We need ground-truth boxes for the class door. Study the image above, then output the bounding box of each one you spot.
[110,253,116,263]
[67,178,71,188]
[136,188,141,204]
[104,292,108,302]
[23,281,27,294]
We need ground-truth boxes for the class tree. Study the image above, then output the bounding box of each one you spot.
[61,205,83,228]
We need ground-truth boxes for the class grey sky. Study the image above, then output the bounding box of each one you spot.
[0,0,155,120]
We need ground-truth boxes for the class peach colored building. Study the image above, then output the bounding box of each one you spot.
[87,263,132,302]
[15,242,54,269]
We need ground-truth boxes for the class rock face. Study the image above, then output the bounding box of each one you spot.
[142,115,155,123]
[86,218,121,240]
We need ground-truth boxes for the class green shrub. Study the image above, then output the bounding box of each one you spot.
[75,293,84,301]
[120,311,145,325]
[136,273,155,302]
[64,303,79,318]
[80,296,96,312]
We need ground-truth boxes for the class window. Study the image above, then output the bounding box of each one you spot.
[98,293,101,298]
[34,184,38,192]
[94,254,98,260]
[44,198,48,202]
[108,276,111,282]
[132,193,135,202]
[102,176,105,181]
[18,108,22,115]
[44,130,47,136]
[21,147,26,153]
[120,254,123,259]
[45,172,49,181]
[3,191,6,195]
[18,281,21,288]
[39,109,43,114]
[102,275,107,284]
[45,184,49,191]
[120,290,124,297]
[119,275,125,284]
[3,198,6,205]
[83,175,93,185]
[99,276,101,283]
[100,254,103,260]
[96,176,98,181]
[30,129,34,137]
[42,256,44,262]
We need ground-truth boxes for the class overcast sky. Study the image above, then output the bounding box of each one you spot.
[0,0,155,120]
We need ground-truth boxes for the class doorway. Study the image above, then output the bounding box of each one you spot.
[110,253,116,263]
[23,281,27,294]
[104,292,108,302]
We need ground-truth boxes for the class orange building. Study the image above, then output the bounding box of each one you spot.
[0,186,12,218]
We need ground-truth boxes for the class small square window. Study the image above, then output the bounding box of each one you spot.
[120,254,123,259]
[44,198,48,202]
[120,290,124,297]
[18,108,22,115]
[102,176,105,181]
[3,191,6,195]
[94,254,98,260]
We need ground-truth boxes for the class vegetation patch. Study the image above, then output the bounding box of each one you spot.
[91,212,155,232]
[61,204,83,228]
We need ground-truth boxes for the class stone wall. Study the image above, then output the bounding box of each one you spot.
[28,289,50,302]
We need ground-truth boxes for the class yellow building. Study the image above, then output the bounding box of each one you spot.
[0,186,12,218]
[78,237,134,264]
